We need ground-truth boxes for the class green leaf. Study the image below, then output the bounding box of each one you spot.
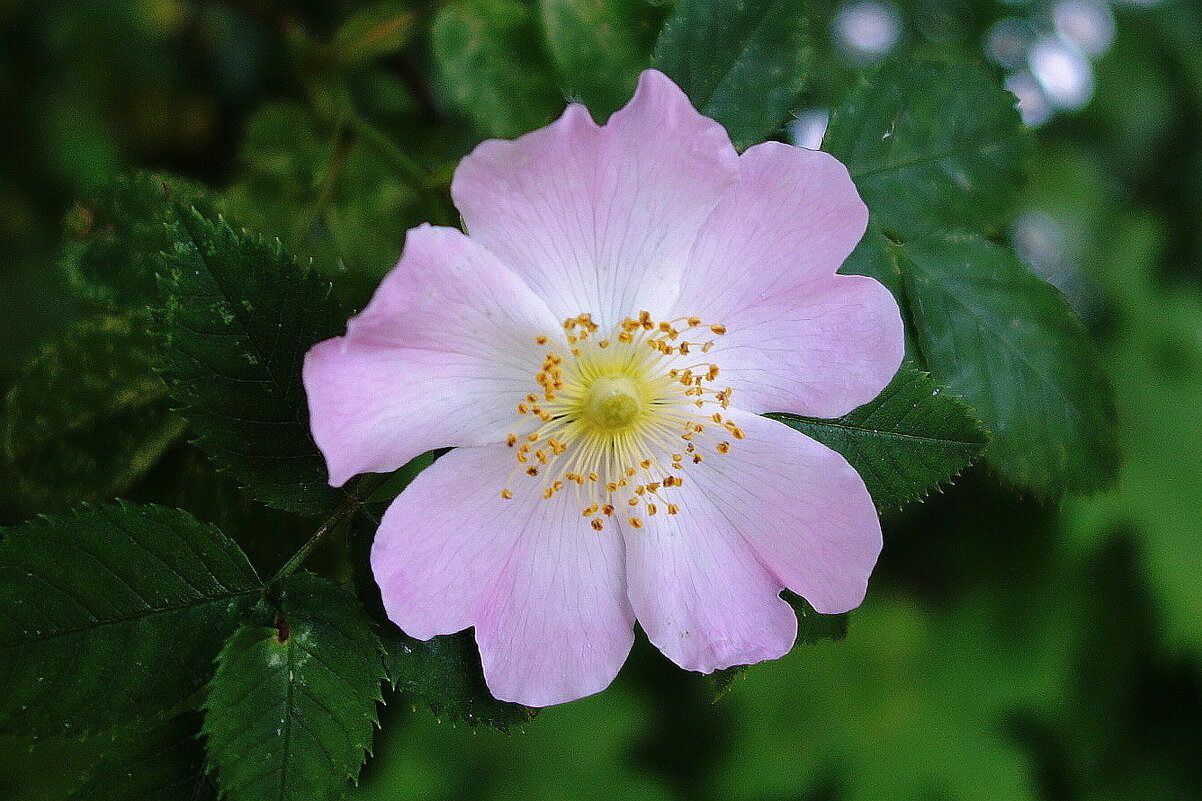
[68,710,217,801]
[61,171,221,310]
[786,593,850,646]
[432,0,564,138]
[0,503,261,738]
[1,314,185,510]
[652,0,812,150]
[839,221,920,363]
[895,234,1116,496]
[540,0,665,118]
[223,102,422,289]
[157,208,344,515]
[382,628,535,732]
[361,448,449,505]
[346,496,533,732]
[767,368,989,510]
[823,59,1027,240]
[203,573,384,801]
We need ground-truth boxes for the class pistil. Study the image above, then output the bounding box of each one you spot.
[501,311,739,530]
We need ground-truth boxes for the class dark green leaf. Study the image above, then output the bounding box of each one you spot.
[157,208,344,515]
[346,498,533,732]
[432,0,564,138]
[202,573,384,801]
[767,368,990,510]
[223,102,422,289]
[0,504,261,738]
[1,314,185,510]
[823,59,1027,239]
[68,710,217,801]
[896,234,1116,495]
[652,0,812,150]
[382,628,535,732]
[839,221,920,362]
[785,593,850,646]
[540,0,665,118]
[61,171,221,310]
[361,448,449,505]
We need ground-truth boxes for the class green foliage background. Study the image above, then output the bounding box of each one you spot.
[1,0,1200,799]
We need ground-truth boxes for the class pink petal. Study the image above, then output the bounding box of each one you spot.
[671,141,903,417]
[703,273,903,418]
[371,445,635,707]
[623,480,799,673]
[451,69,740,330]
[692,409,882,615]
[303,225,562,486]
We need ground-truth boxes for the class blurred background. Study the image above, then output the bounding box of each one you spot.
[2,0,1201,799]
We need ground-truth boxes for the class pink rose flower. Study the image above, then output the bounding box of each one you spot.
[303,70,904,707]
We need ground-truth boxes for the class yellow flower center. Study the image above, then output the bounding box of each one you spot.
[502,311,743,531]
[582,376,643,431]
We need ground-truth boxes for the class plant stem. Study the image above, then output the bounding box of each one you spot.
[269,499,358,584]
[268,473,390,584]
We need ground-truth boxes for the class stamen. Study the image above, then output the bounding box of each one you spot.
[507,310,735,523]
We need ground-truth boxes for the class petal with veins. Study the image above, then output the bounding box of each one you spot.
[303,225,562,485]
[672,141,902,417]
[372,445,635,707]
[452,70,740,330]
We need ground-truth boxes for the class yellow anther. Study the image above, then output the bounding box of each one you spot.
[591,518,604,531]
[506,434,517,447]
[716,442,730,454]
[647,504,657,516]
[667,504,679,515]
[640,459,652,469]
[500,489,513,499]
[628,517,643,529]
[536,335,548,345]
[602,504,615,516]
[710,324,726,335]
[582,504,599,516]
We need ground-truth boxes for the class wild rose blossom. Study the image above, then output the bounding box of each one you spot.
[303,70,904,707]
